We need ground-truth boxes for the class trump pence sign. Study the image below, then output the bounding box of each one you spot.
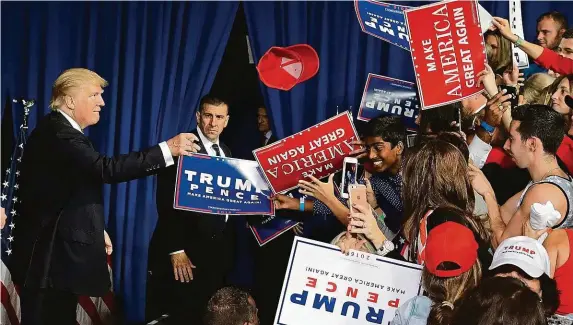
[174,154,274,215]
[253,111,359,194]
[404,0,487,109]
[274,237,423,325]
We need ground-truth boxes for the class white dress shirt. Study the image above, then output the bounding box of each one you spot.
[57,110,174,167]
[196,127,226,157]
[263,130,273,145]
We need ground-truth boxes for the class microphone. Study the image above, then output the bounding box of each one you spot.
[565,95,573,109]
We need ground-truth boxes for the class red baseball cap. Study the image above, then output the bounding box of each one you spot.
[425,222,479,278]
[256,44,319,91]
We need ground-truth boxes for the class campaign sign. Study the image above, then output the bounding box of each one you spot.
[174,154,274,215]
[405,0,487,109]
[250,190,304,246]
[357,73,420,130]
[274,237,423,325]
[253,111,360,194]
[354,0,411,51]
[509,0,530,69]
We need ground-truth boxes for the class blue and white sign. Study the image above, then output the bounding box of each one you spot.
[174,154,274,215]
[274,237,423,325]
[251,190,304,246]
[354,0,411,51]
[358,73,419,130]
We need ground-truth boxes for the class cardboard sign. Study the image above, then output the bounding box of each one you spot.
[354,0,411,51]
[253,112,359,194]
[357,73,420,130]
[274,237,423,325]
[250,190,304,246]
[509,0,530,69]
[174,154,274,215]
[405,0,487,109]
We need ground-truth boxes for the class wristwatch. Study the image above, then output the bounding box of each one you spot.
[376,239,395,256]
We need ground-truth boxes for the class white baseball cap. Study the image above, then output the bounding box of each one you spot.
[489,236,551,278]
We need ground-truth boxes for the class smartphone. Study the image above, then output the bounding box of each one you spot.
[348,184,368,213]
[406,133,417,148]
[340,157,358,199]
[499,85,518,108]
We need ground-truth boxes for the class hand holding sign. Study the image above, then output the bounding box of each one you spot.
[490,17,518,43]
[273,194,299,210]
[167,133,201,156]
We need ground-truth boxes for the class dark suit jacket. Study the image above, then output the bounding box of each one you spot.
[10,111,167,296]
[148,130,233,272]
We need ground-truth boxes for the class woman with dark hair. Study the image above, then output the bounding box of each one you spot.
[400,139,491,266]
[391,221,482,325]
[452,276,548,325]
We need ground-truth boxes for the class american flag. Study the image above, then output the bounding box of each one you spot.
[1,99,115,325]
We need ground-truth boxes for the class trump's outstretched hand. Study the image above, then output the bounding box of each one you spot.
[167,133,201,156]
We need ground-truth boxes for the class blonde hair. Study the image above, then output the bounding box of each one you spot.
[49,68,108,110]
[535,74,573,106]
[330,232,377,254]
[523,73,556,104]
[484,31,512,73]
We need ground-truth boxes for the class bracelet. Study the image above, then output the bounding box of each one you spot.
[299,197,305,211]
[373,205,380,210]
[513,35,524,47]
[480,121,495,134]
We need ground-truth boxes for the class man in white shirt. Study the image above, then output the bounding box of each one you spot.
[147,95,234,325]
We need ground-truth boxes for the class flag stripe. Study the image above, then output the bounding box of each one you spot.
[1,283,19,325]
[78,296,103,325]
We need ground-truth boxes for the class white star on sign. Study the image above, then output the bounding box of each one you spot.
[15,171,20,176]
[2,181,8,188]
[6,249,11,255]
[8,236,13,242]
[399,238,405,244]
[12,197,17,203]
[1,194,6,201]
[5,169,10,174]
[14,184,19,189]
[10,210,16,216]
[19,143,23,149]
[9,223,15,229]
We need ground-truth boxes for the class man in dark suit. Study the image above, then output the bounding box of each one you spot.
[10,68,199,325]
[147,95,234,325]
[258,106,276,146]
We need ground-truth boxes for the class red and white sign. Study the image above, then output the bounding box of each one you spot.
[253,112,359,194]
[405,0,487,109]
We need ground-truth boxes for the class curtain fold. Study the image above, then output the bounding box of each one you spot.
[1,2,238,323]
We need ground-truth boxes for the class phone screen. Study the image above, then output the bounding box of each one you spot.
[340,159,358,198]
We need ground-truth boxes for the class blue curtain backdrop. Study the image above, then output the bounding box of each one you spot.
[1,1,238,323]
[244,1,573,139]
